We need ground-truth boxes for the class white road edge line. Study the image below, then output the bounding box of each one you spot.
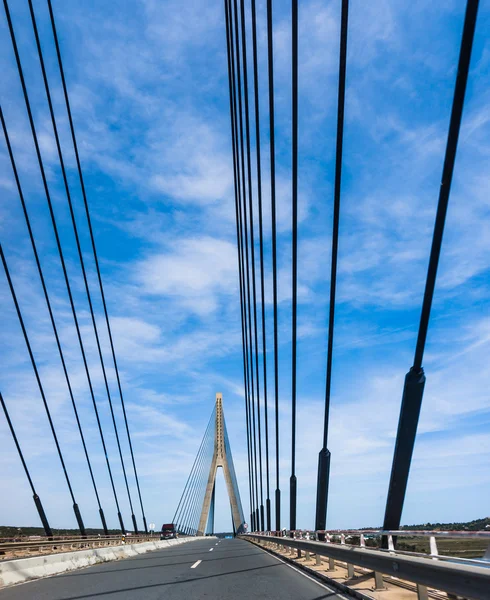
[255,543,349,598]
[190,560,202,569]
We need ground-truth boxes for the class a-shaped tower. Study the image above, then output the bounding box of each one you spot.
[197,393,245,535]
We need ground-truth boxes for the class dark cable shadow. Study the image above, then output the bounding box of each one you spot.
[57,551,265,578]
[345,571,373,584]
[53,563,284,600]
[124,544,254,561]
[126,549,215,560]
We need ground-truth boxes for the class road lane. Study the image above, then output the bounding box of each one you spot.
[0,538,343,600]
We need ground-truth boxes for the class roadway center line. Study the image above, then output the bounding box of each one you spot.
[190,560,202,569]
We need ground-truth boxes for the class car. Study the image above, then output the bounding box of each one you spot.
[160,523,177,540]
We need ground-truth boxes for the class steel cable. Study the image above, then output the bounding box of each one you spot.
[236,0,261,533]
[178,414,214,533]
[232,0,259,531]
[1,246,86,535]
[290,0,298,533]
[46,0,148,533]
[413,0,479,372]
[315,0,349,533]
[182,415,215,533]
[173,410,215,527]
[190,418,216,533]
[224,0,255,531]
[229,0,256,531]
[0,391,53,537]
[3,0,127,533]
[250,0,272,533]
[240,0,265,532]
[224,422,245,522]
[1,108,108,534]
[25,0,138,533]
[266,0,281,532]
[187,425,214,534]
[382,0,479,538]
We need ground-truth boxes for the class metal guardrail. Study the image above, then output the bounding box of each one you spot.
[380,529,490,540]
[378,530,490,563]
[244,533,490,600]
[259,528,490,562]
[273,528,490,540]
[0,534,157,558]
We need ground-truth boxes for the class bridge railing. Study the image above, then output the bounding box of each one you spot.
[244,533,490,600]
[379,529,490,563]
[0,534,152,542]
[257,528,490,563]
[0,534,158,560]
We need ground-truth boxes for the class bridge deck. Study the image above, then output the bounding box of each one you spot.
[0,538,341,600]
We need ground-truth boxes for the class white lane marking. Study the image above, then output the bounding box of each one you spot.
[209,547,214,551]
[190,560,202,569]
[215,543,219,545]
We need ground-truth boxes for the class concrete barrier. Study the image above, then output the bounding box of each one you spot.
[0,536,203,589]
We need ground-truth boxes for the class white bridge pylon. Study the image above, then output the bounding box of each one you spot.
[197,393,245,535]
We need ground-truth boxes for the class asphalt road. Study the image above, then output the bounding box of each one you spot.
[0,537,343,600]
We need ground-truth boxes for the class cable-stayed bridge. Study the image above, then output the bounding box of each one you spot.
[0,0,489,599]
[173,394,246,536]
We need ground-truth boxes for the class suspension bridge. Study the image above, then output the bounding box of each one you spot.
[0,0,488,599]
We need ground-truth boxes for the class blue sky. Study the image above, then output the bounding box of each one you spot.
[0,0,489,533]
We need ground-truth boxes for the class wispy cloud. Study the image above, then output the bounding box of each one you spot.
[1,0,489,533]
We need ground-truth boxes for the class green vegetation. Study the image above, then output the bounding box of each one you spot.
[397,517,490,557]
[397,537,487,559]
[399,516,490,531]
[340,534,487,558]
[359,516,490,532]
[330,518,490,559]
